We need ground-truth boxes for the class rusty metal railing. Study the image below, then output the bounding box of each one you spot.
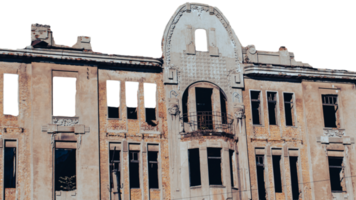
[182,111,233,134]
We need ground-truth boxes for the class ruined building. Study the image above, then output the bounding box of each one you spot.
[0,3,356,200]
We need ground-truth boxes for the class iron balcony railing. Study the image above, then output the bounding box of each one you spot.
[182,111,234,134]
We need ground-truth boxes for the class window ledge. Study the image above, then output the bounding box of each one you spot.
[149,188,160,191]
[253,124,264,127]
[107,118,122,120]
[190,186,202,189]
[209,185,225,188]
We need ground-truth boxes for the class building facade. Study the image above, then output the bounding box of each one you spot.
[0,3,356,200]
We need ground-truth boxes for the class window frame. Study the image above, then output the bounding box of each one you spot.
[3,140,18,190]
[143,83,158,123]
[125,82,140,120]
[283,92,296,127]
[3,73,20,115]
[322,94,339,128]
[106,80,122,120]
[266,91,279,126]
[250,90,263,126]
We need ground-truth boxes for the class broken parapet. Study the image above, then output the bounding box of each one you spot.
[242,45,311,67]
[30,24,92,51]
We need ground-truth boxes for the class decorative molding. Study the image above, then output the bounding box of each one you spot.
[323,128,345,138]
[53,117,79,126]
[170,90,178,98]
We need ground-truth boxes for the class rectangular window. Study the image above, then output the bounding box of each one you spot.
[220,90,228,124]
[53,76,76,117]
[188,148,201,186]
[322,95,338,128]
[107,80,120,118]
[196,30,206,50]
[55,143,76,191]
[284,93,294,126]
[229,150,235,187]
[196,88,213,130]
[110,143,121,194]
[256,155,266,200]
[272,154,282,193]
[3,74,19,116]
[4,141,16,188]
[148,149,159,189]
[251,91,261,125]
[126,82,139,119]
[207,148,222,185]
[129,150,140,188]
[267,92,277,125]
[328,157,344,192]
[144,83,157,126]
[289,156,300,199]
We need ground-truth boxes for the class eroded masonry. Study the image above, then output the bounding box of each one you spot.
[0,3,356,200]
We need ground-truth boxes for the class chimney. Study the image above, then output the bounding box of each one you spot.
[31,24,55,47]
[72,36,92,51]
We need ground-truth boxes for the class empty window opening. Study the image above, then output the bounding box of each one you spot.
[55,148,76,191]
[107,80,120,118]
[272,155,283,193]
[289,157,300,200]
[267,92,277,125]
[322,95,338,128]
[196,88,213,130]
[207,148,222,185]
[144,83,157,126]
[195,29,208,51]
[328,157,344,192]
[188,148,201,186]
[229,150,235,187]
[126,82,139,119]
[220,90,228,124]
[53,77,76,117]
[129,151,140,188]
[3,74,19,116]
[110,144,121,195]
[182,89,189,122]
[256,155,266,200]
[251,91,261,125]
[148,151,159,189]
[4,141,16,188]
[284,93,294,126]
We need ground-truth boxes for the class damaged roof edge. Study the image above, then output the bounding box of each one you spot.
[0,48,162,67]
[244,65,356,80]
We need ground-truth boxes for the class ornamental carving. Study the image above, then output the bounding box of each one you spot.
[234,106,245,119]
[53,117,79,126]
[168,104,179,116]
[323,128,345,138]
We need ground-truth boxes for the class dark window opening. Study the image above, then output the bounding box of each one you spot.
[196,31,206,50]
[207,148,222,185]
[196,88,213,130]
[148,152,159,189]
[5,76,17,114]
[267,92,277,125]
[289,157,300,200]
[126,84,137,119]
[129,151,140,188]
[108,83,120,118]
[4,147,16,188]
[55,149,76,191]
[272,155,282,193]
[188,148,201,186]
[256,155,266,200]
[220,90,228,124]
[322,95,338,128]
[53,79,75,115]
[328,157,344,192]
[110,147,121,191]
[182,89,189,122]
[229,150,235,187]
[284,93,294,126]
[145,85,157,126]
[251,91,261,125]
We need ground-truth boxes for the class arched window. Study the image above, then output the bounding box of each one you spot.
[195,29,208,51]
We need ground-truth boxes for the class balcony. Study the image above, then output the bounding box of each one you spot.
[182,111,234,136]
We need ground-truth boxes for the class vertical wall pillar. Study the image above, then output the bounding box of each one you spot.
[212,87,222,131]
[222,144,232,198]
[199,143,210,197]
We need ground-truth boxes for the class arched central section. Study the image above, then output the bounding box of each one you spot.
[182,82,233,135]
